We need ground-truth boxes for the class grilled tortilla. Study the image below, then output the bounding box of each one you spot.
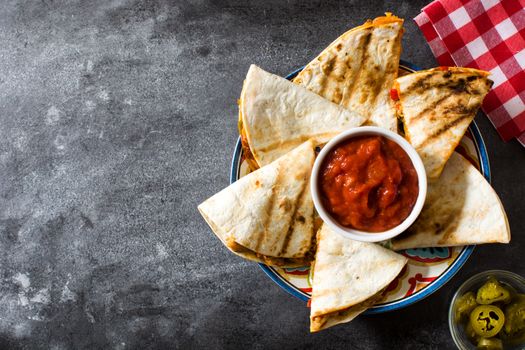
[198,140,316,267]
[238,65,366,170]
[310,224,407,332]
[394,67,492,180]
[391,152,510,250]
[293,13,404,132]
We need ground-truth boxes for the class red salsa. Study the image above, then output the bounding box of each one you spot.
[319,135,418,232]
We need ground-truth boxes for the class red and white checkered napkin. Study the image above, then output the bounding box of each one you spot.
[414,0,525,145]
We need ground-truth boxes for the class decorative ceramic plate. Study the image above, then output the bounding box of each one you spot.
[230,60,490,313]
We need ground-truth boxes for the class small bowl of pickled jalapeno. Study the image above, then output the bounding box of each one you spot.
[449,270,525,350]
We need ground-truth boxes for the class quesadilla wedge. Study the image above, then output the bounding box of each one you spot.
[238,65,366,170]
[310,224,407,332]
[393,67,492,180]
[293,13,404,132]
[391,152,510,250]
[198,140,316,267]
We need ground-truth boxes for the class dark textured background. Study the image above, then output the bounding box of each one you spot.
[0,0,523,349]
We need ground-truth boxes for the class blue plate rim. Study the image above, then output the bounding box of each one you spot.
[229,60,490,312]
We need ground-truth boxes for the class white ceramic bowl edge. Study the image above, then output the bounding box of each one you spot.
[310,126,427,243]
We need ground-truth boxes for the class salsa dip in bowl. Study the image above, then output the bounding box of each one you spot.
[310,126,427,243]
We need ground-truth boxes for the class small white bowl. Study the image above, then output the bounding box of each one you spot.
[310,126,427,243]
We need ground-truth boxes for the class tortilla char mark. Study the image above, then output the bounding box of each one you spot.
[278,175,309,256]
[339,29,373,103]
[354,27,401,108]
[419,111,475,148]
[420,80,490,147]
[296,27,374,106]
[253,167,282,252]
[252,144,314,259]
[395,67,493,179]
[407,94,449,123]
[403,71,438,94]
[316,53,338,99]
[400,68,492,148]
[293,14,403,123]
[403,69,492,97]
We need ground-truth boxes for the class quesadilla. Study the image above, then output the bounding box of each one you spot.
[238,65,366,170]
[293,13,404,132]
[198,140,316,267]
[391,152,510,250]
[310,224,407,332]
[393,67,492,180]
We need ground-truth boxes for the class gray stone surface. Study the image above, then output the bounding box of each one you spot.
[0,0,523,349]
